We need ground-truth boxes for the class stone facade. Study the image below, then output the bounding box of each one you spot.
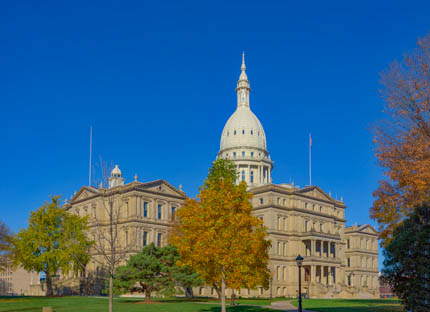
[0,264,39,296]
[344,224,379,297]
[65,175,187,274]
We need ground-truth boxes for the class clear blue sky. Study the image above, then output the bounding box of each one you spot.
[1,1,429,268]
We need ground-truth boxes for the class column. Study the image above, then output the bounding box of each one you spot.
[311,240,316,257]
[134,196,137,216]
[334,243,337,259]
[335,267,340,285]
[248,164,250,184]
[311,265,316,283]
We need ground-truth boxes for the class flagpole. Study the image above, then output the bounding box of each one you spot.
[309,133,312,186]
[89,125,92,186]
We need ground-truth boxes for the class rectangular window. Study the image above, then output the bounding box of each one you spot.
[233,152,236,157]
[157,233,162,247]
[304,220,308,232]
[242,151,245,157]
[250,171,254,183]
[157,204,162,219]
[125,231,128,246]
[347,258,350,268]
[251,152,254,157]
[171,206,176,219]
[347,239,350,249]
[305,202,308,209]
[143,202,148,217]
[259,198,264,204]
[143,231,148,246]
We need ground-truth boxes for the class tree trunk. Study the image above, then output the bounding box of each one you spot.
[46,272,54,296]
[231,289,235,306]
[221,273,226,312]
[109,275,113,312]
[145,289,151,302]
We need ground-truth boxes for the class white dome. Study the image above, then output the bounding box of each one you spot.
[111,165,122,176]
[220,106,267,151]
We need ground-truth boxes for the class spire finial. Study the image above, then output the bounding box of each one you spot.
[241,51,246,71]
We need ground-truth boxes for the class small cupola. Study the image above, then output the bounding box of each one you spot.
[109,165,125,188]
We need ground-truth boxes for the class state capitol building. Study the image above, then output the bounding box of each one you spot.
[63,55,379,299]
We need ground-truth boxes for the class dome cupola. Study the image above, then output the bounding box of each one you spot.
[217,54,273,186]
[109,165,125,188]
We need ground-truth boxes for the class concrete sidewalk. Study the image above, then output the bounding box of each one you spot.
[267,300,316,312]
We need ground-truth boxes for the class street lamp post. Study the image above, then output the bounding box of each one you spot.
[296,255,304,312]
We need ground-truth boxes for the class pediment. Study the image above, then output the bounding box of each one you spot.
[297,186,333,202]
[70,187,99,203]
[139,180,186,198]
[359,224,378,235]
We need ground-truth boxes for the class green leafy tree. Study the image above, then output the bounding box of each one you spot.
[11,195,93,296]
[170,159,271,312]
[0,220,11,271]
[381,202,430,311]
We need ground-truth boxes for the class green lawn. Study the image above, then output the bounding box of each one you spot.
[0,296,282,312]
[290,298,402,312]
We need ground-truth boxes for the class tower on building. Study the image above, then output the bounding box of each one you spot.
[109,165,125,188]
[217,53,273,186]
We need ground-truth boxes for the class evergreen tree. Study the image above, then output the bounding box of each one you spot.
[382,203,430,311]
[113,243,200,301]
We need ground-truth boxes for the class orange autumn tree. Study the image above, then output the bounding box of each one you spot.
[170,159,270,312]
[371,33,430,246]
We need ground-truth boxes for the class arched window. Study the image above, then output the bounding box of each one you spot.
[241,170,245,181]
